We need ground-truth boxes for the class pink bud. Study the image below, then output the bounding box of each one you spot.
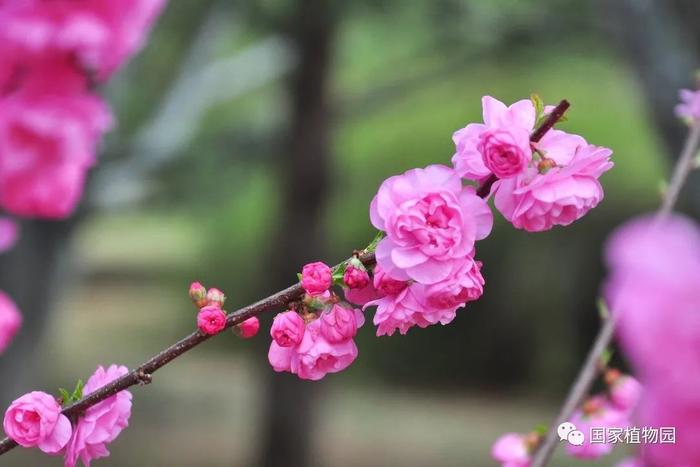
[610,375,643,412]
[188,282,208,308]
[271,311,306,347]
[301,261,333,296]
[320,304,358,343]
[236,317,260,339]
[197,306,226,335]
[206,287,226,308]
[344,265,370,289]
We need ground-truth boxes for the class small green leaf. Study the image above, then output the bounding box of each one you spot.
[597,299,610,321]
[365,231,385,254]
[530,93,544,120]
[600,348,614,368]
[297,272,303,282]
[534,424,548,436]
[72,379,84,401]
[58,388,71,406]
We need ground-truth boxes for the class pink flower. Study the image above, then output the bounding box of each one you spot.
[344,281,382,306]
[370,164,492,283]
[373,265,407,295]
[478,127,531,178]
[0,216,19,253]
[0,0,166,80]
[205,287,225,308]
[0,60,112,219]
[270,311,306,347]
[320,304,360,343]
[566,396,629,459]
[3,391,71,453]
[609,374,643,413]
[494,142,613,231]
[675,88,700,121]
[64,365,132,467]
[343,265,370,289]
[236,317,259,339]
[452,96,537,181]
[0,290,21,354]
[301,261,332,296]
[491,433,531,467]
[197,306,226,335]
[418,257,484,309]
[268,310,365,381]
[188,281,207,308]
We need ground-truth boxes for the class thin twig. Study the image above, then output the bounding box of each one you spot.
[476,100,570,198]
[530,118,700,467]
[0,252,376,456]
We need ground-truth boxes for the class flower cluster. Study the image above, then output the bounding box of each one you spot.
[3,365,132,466]
[189,282,259,338]
[604,214,700,466]
[0,0,165,219]
[268,262,365,381]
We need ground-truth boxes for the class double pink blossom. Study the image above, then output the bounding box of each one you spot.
[0,290,22,354]
[370,164,492,284]
[491,432,532,467]
[197,306,226,335]
[64,365,132,467]
[270,310,306,347]
[3,391,72,454]
[301,261,332,296]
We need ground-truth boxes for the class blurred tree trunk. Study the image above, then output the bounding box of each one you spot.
[605,0,700,210]
[257,1,337,467]
[0,220,75,404]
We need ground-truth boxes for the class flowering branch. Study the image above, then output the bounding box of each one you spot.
[529,118,700,467]
[0,251,376,456]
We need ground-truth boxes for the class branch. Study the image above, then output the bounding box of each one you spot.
[476,99,570,198]
[0,251,376,456]
[530,118,700,467]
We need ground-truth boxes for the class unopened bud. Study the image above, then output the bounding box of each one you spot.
[189,282,208,308]
[234,317,260,339]
[344,265,370,289]
[206,287,226,308]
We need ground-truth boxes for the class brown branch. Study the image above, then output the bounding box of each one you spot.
[530,118,700,467]
[0,251,376,456]
[476,99,571,198]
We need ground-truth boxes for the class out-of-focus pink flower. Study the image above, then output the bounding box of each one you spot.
[320,304,360,343]
[197,306,226,335]
[343,265,370,289]
[301,261,332,296]
[566,396,629,459]
[0,60,112,219]
[3,391,71,453]
[64,365,132,467]
[0,216,19,253]
[270,311,305,347]
[0,0,166,80]
[0,290,21,354]
[452,96,537,181]
[188,281,207,308]
[675,88,700,122]
[268,309,364,381]
[370,164,492,284]
[205,287,225,308]
[236,317,259,339]
[477,127,531,178]
[494,143,613,231]
[607,372,643,413]
[491,432,531,467]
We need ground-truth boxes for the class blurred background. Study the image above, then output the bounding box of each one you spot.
[1,0,699,465]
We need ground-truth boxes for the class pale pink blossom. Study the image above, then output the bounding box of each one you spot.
[301,261,332,296]
[418,257,484,309]
[0,290,21,354]
[0,216,19,253]
[0,0,166,80]
[675,88,700,122]
[477,127,531,178]
[494,143,612,231]
[237,317,259,339]
[566,396,629,459]
[343,265,370,289]
[609,374,643,413]
[197,306,226,335]
[370,164,492,283]
[64,365,132,467]
[491,433,531,467]
[205,287,225,308]
[270,311,306,347]
[268,309,364,381]
[320,304,359,343]
[3,391,71,453]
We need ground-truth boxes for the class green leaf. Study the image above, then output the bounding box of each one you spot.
[296,272,303,282]
[365,231,385,254]
[600,348,614,368]
[58,388,71,406]
[530,93,544,119]
[72,379,84,401]
[597,298,610,321]
[534,424,548,436]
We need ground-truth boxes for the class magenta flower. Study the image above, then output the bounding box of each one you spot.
[301,261,332,296]
[675,88,700,122]
[566,396,629,459]
[64,365,132,467]
[609,374,643,413]
[343,265,370,289]
[270,311,306,347]
[320,304,359,343]
[0,290,21,354]
[478,127,532,178]
[3,391,72,454]
[0,217,19,253]
[370,164,492,284]
[197,306,226,335]
[236,317,259,339]
[491,432,531,467]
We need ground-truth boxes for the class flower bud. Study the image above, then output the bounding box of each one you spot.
[189,282,208,308]
[320,304,358,343]
[270,311,305,347]
[301,262,332,296]
[206,287,226,308]
[344,265,370,289]
[235,317,260,339]
[197,306,226,335]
